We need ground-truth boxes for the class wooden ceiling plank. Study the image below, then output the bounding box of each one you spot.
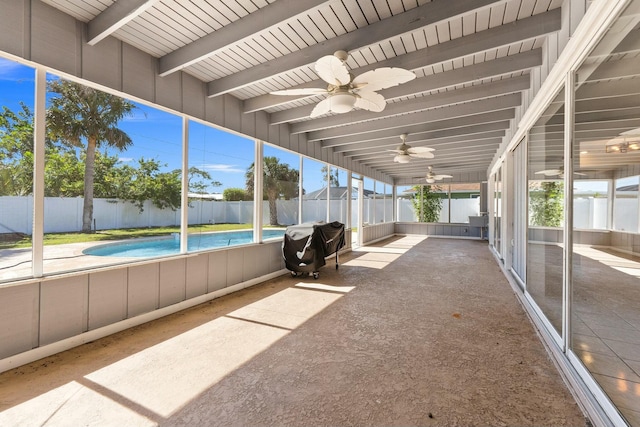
[159,0,330,76]
[88,0,160,45]
[206,0,502,96]
[324,120,510,148]
[337,131,505,155]
[307,94,521,141]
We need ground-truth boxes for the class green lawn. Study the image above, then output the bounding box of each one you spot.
[0,223,272,249]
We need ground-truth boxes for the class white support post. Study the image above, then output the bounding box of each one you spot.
[563,71,575,354]
[392,184,397,222]
[254,140,263,242]
[32,68,46,277]
[180,116,189,253]
[346,173,352,229]
[298,156,303,224]
[325,163,330,222]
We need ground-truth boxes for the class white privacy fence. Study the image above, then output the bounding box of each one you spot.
[2,196,616,234]
[396,198,480,223]
[1,196,377,234]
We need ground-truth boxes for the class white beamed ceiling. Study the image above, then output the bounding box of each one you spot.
[38,0,583,182]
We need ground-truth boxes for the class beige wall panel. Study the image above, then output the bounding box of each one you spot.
[268,122,281,149]
[205,94,224,125]
[127,263,159,317]
[159,258,186,308]
[255,110,270,142]
[0,283,39,358]
[269,240,284,271]
[186,255,208,299]
[81,36,121,92]
[223,94,242,132]
[182,73,205,120]
[155,71,182,112]
[241,107,256,138]
[31,1,78,76]
[207,250,227,292]
[0,0,26,58]
[40,275,88,346]
[226,247,244,286]
[88,269,128,330]
[122,43,156,103]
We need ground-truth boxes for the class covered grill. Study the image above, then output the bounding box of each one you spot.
[282,222,345,279]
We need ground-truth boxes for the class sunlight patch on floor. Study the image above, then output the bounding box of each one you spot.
[343,252,402,269]
[0,381,156,427]
[574,246,640,278]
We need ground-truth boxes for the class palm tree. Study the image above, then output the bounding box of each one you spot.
[46,80,136,232]
[246,156,299,225]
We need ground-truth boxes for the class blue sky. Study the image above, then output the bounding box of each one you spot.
[0,56,338,193]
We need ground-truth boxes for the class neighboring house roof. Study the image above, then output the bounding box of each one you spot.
[188,193,224,201]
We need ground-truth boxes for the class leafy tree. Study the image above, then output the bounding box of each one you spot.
[530,181,564,227]
[44,150,85,196]
[0,104,38,195]
[246,156,299,226]
[223,187,249,201]
[411,185,443,223]
[46,80,136,231]
[321,164,340,187]
[187,166,222,195]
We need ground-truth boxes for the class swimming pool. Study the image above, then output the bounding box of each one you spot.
[83,229,286,257]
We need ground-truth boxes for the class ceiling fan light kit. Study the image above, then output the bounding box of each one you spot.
[395,154,411,163]
[328,92,357,113]
[605,140,640,153]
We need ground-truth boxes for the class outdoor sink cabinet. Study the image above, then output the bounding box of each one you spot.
[469,216,489,239]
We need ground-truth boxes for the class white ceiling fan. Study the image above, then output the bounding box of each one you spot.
[535,167,586,178]
[387,133,435,163]
[425,166,452,183]
[270,50,416,118]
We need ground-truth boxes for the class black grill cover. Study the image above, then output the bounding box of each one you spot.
[282,221,345,273]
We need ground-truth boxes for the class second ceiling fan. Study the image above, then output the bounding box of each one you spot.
[387,133,435,163]
[425,166,452,184]
[270,50,416,117]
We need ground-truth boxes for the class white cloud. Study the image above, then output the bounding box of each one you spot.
[201,163,244,173]
[0,59,34,81]
[118,157,133,163]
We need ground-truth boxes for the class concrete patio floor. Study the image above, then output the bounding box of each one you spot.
[0,236,588,426]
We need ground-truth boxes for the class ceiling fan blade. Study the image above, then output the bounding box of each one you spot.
[386,149,404,154]
[354,90,386,112]
[409,151,435,159]
[352,67,416,92]
[315,54,350,86]
[426,178,436,184]
[535,169,562,176]
[310,97,332,118]
[434,174,452,180]
[270,88,329,96]
[406,146,435,154]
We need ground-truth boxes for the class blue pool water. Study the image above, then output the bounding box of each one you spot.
[83,229,285,257]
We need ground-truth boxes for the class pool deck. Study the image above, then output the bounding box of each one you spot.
[0,241,136,281]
